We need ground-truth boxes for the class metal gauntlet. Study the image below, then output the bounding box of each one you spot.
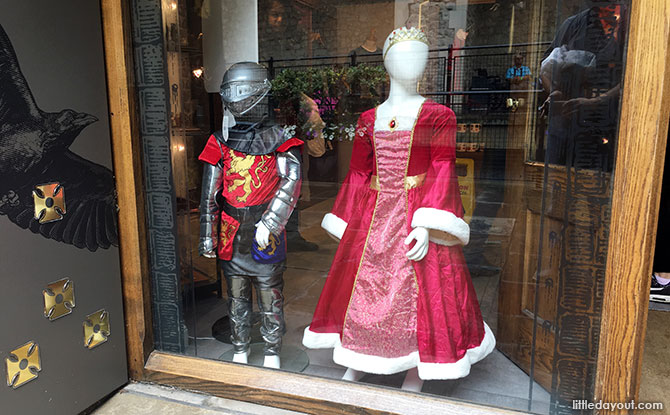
[261,148,302,235]
[199,162,224,257]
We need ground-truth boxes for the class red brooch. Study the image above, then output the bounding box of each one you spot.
[389,117,397,131]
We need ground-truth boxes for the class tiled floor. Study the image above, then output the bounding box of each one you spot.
[180,187,550,414]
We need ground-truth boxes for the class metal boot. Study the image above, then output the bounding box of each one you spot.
[254,273,286,356]
[226,275,252,354]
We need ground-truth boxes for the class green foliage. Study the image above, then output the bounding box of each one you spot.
[270,65,387,141]
[270,65,387,103]
[343,65,387,96]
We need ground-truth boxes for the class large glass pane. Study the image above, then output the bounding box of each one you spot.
[142,1,631,413]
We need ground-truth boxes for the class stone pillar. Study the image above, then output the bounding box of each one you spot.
[202,0,259,93]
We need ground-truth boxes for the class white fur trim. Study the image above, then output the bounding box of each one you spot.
[411,207,470,246]
[321,213,347,240]
[334,345,420,375]
[417,323,496,380]
[302,323,495,380]
[302,326,340,349]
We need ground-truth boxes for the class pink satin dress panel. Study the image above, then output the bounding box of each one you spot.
[341,129,419,359]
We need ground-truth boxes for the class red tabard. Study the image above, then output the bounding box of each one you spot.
[198,134,302,259]
[199,135,282,208]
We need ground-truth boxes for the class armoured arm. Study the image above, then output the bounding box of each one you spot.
[261,148,302,235]
[199,162,224,257]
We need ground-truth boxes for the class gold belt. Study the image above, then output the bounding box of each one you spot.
[370,173,426,191]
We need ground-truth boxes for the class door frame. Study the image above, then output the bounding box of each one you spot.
[594,0,670,404]
[101,0,670,413]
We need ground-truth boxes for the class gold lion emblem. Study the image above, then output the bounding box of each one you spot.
[227,150,270,203]
[265,234,279,256]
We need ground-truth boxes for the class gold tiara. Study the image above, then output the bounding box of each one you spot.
[383,27,429,59]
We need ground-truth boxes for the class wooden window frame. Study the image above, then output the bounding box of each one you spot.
[100,0,670,413]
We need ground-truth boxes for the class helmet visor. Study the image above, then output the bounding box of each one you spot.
[220,80,271,116]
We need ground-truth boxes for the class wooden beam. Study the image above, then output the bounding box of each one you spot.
[144,351,525,415]
[595,0,670,410]
[100,0,154,380]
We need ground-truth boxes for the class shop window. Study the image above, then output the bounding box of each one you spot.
[137,1,631,413]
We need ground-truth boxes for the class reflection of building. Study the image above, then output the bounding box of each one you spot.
[258,0,317,60]
[257,0,468,62]
[256,0,397,62]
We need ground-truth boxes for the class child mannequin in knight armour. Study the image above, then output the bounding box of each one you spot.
[198,62,303,369]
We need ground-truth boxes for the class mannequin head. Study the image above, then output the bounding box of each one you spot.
[382,28,429,84]
[220,62,271,117]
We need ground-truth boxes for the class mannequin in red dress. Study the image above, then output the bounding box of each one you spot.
[303,28,495,390]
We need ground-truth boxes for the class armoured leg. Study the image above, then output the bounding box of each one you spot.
[253,273,286,356]
[226,274,252,354]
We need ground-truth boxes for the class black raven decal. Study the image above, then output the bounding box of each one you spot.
[0,24,118,251]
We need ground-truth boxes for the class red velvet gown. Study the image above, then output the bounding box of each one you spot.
[302,100,495,380]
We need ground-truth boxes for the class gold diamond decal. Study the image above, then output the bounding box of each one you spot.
[33,183,66,224]
[6,341,41,389]
[83,309,110,349]
[43,278,75,321]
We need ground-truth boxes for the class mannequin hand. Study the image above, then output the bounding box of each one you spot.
[199,238,217,258]
[202,250,217,259]
[405,227,429,262]
[255,221,271,250]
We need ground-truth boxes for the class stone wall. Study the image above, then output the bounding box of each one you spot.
[405,0,457,48]
[257,0,396,61]
[335,2,395,55]
[255,0,597,91]
[257,0,594,62]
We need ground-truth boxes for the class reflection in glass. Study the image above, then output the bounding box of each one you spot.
[147,1,631,414]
